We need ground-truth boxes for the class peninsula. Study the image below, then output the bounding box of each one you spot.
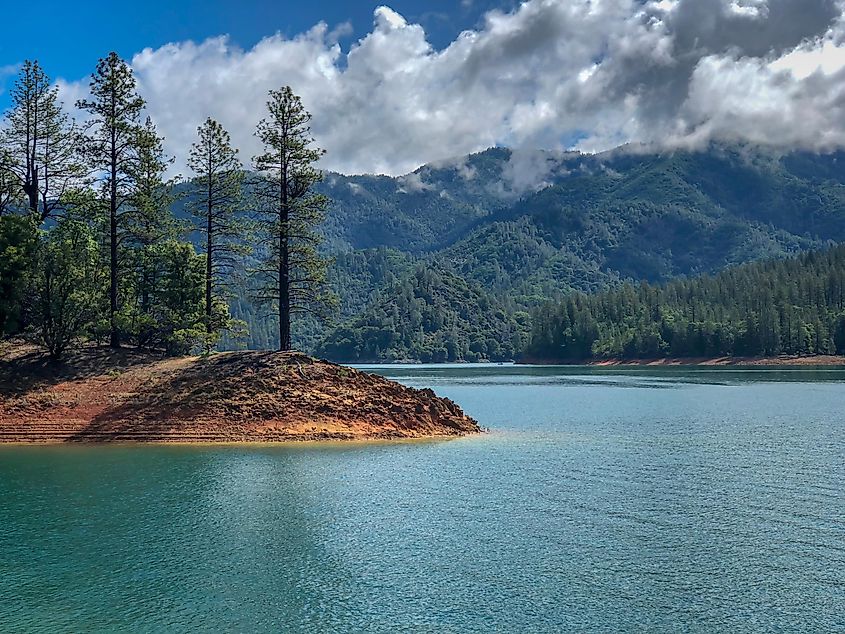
[0,345,480,443]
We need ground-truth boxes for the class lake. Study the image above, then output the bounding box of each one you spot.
[1,364,844,632]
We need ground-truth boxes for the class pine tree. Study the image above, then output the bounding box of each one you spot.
[0,214,39,335]
[0,154,19,215]
[32,218,102,359]
[154,240,208,356]
[252,87,334,351]
[126,118,176,243]
[1,60,85,221]
[123,117,180,347]
[187,117,247,350]
[76,52,146,348]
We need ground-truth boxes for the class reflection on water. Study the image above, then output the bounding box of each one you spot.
[356,361,845,387]
[1,365,844,632]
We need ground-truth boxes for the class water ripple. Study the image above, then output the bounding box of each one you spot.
[1,368,844,631]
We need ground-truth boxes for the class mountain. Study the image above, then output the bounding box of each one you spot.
[317,149,510,253]
[197,143,845,356]
[322,144,845,289]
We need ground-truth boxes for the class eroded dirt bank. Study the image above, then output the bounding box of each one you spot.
[0,346,480,443]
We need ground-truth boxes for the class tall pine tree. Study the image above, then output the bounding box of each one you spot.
[76,52,145,348]
[252,87,334,351]
[1,60,84,221]
[187,117,247,349]
[124,117,179,347]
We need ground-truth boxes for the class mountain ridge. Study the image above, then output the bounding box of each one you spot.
[195,143,845,355]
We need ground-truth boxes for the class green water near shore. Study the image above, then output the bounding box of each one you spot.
[1,365,844,632]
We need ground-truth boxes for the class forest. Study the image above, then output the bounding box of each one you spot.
[315,265,530,362]
[524,245,845,361]
[0,57,331,359]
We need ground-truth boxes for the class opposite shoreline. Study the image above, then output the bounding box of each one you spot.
[517,354,845,367]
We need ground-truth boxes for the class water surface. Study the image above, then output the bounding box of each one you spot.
[1,365,844,632]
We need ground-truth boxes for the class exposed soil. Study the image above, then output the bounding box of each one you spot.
[520,355,845,367]
[0,344,480,443]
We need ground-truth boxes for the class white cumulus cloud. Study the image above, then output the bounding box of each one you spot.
[57,0,845,176]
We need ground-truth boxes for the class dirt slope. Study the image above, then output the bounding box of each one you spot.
[0,346,480,443]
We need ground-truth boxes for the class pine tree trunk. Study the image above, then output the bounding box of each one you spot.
[279,166,291,351]
[109,137,119,348]
[25,105,39,216]
[280,237,291,351]
[206,192,213,349]
[24,180,38,216]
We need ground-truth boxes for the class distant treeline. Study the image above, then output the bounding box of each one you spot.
[525,245,845,361]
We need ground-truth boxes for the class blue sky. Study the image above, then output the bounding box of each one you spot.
[0,0,515,100]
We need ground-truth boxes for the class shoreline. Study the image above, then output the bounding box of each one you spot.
[0,429,478,451]
[518,354,845,367]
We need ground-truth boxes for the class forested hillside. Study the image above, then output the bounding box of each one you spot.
[315,266,530,362]
[319,145,845,283]
[437,147,843,300]
[525,245,845,362]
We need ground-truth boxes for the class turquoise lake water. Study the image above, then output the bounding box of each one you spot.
[1,364,844,632]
